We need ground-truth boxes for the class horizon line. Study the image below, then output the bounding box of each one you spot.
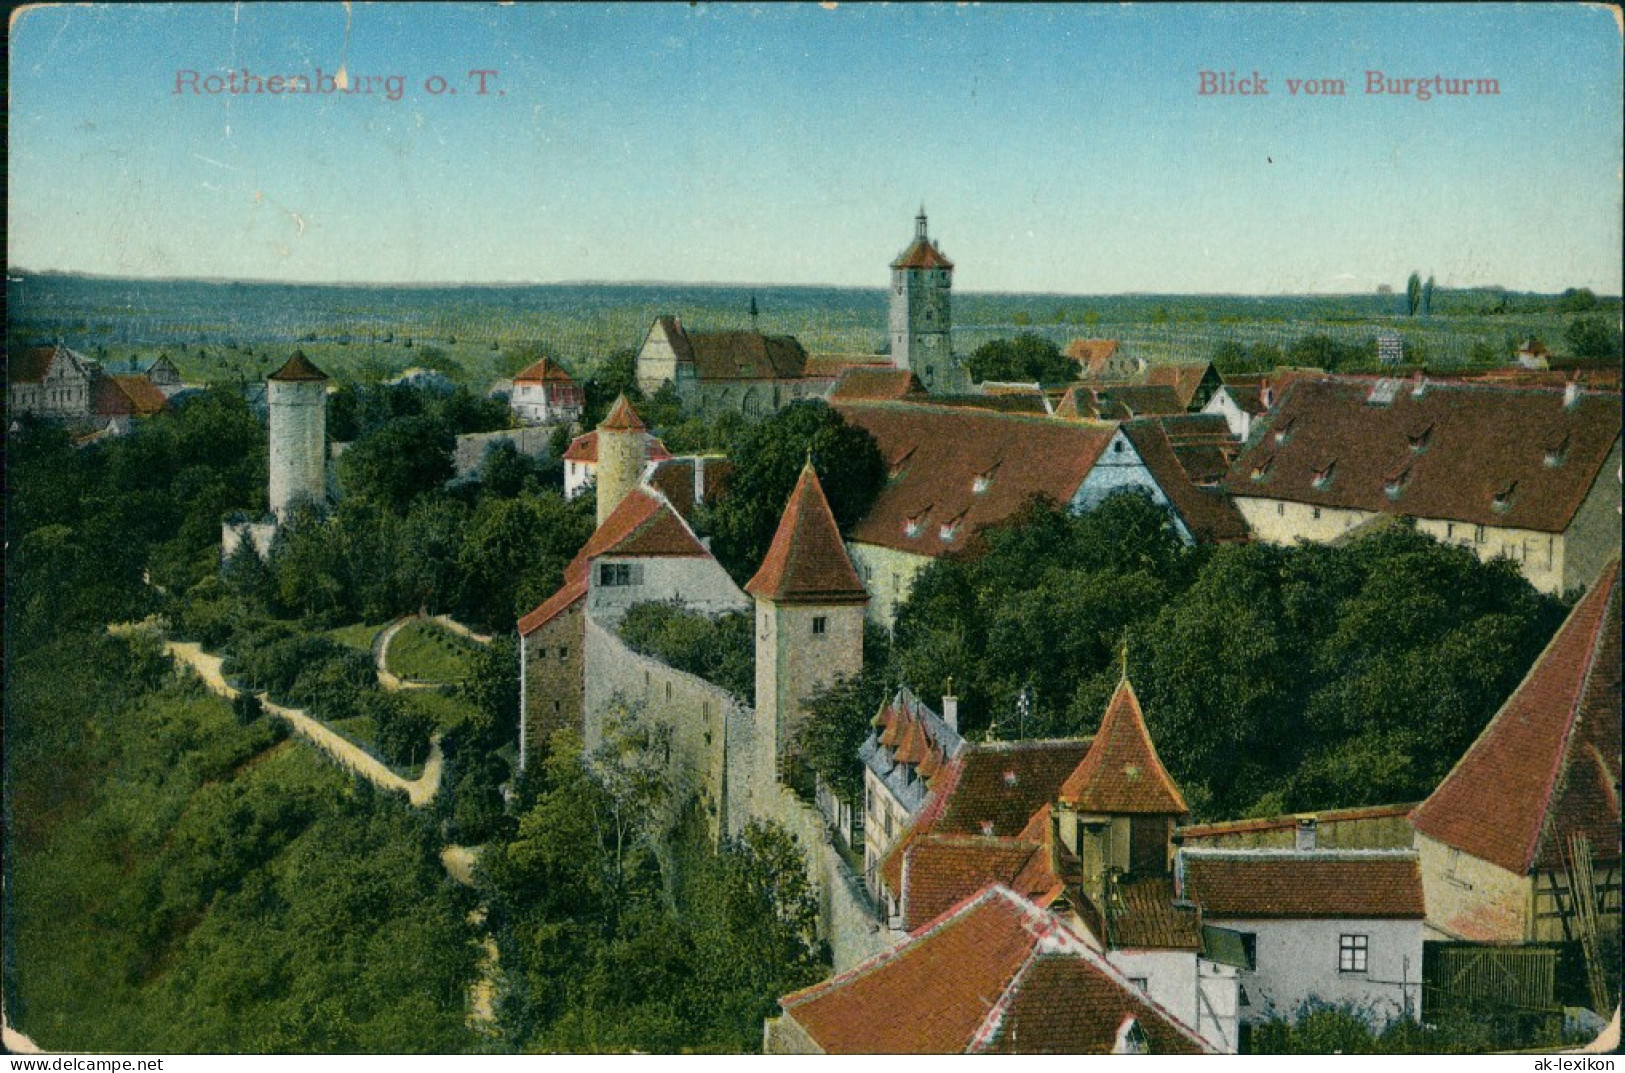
[8,268,1609,301]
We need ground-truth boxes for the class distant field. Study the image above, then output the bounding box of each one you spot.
[7,274,1616,386]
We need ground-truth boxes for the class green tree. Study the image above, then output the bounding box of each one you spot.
[708,401,886,582]
[1565,316,1621,361]
[1406,272,1422,316]
[967,332,1075,384]
[336,415,456,513]
[1557,287,1598,313]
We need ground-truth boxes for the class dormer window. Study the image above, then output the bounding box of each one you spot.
[1407,422,1433,453]
[1003,770,1018,787]
[1272,416,1296,446]
[904,506,931,539]
[1251,454,1274,482]
[939,513,965,543]
[1385,464,1411,500]
[1544,433,1569,468]
[980,820,995,836]
[1312,459,1336,489]
[889,444,917,480]
[1493,481,1517,513]
[972,461,1000,495]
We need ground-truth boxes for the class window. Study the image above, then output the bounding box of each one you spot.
[1127,977,1150,993]
[599,562,634,586]
[812,616,827,635]
[1312,506,1322,520]
[1474,524,1486,544]
[664,681,673,701]
[557,646,568,660]
[1277,502,1286,516]
[1339,934,1368,973]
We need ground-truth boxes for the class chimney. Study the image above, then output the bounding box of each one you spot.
[1295,816,1318,851]
[941,689,959,733]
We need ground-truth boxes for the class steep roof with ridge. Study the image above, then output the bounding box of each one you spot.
[1059,678,1189,815]
[268,350,329,382]
[745,462,869,605]
[1411,558,1621,874]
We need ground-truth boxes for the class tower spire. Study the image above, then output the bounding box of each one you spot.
[749,293,760,332]
[915,204,928,239]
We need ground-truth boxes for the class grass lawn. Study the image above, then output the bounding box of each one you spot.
[387,620,480,684]
[399,690,480,734]
[327,622,386,653]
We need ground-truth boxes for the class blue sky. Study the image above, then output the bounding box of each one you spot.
[8,2,1622,293]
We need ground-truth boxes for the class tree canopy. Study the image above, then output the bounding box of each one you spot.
[966,332,1075,384]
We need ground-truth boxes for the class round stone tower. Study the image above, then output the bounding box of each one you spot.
[596,394,649,527]
[267,350,329,522]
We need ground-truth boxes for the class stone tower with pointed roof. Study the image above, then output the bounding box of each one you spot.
[746,461,871,774]
[267,350,329,521]
[596,395,649,527]
[1054,677,1189,888]
[888,208,965,394]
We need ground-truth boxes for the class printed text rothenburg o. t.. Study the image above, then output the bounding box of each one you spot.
[173,68,501,102]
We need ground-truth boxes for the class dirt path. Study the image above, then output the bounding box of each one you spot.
[374,616,441,692]
[441,845,501,1034]
[432,614,492,646]
[159,639,443,808]
[2,998,44,1054]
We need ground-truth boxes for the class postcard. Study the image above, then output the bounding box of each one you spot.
[5,2,1620,1060]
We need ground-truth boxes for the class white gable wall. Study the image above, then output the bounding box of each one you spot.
[1204,916,1423,1027]
[1070,428,1194,543]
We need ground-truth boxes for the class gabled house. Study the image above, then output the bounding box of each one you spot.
[7,344,96,420]
[1068,338,1145,380]
[635,314,831,418]
[92,374,171,433]
[1177,847,1427,1031]
[1203,379,1274,441]
[832,399,1190,626]
[507,357,585,426]
[868,678,1243,1052]
[1223,376,1622,594]
[1146,361,1224,412]
[1119,417,1250,544]
[765,884,1217,1054]
[859,687,967,895]
[1409,558,1620,946]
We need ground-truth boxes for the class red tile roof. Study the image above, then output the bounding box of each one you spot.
[1145,363,1218,409]
[1411,558,1621,874]
[901,835,1050,930]
[829,367,922,400]
[654,316,811,381]
[777,885,1212,1054]
[516,489,710,635]
[1059,679,1188,815]
[881,739,1094,896]
[803,355,895,379]
[513,357,576,384]
[1066,339,1121,378]
[560,429,671,465]
[1120,420,1249,543]
[1180,851,1426,919]
[1106,875,1203,950]
[268,351,329,381]
[8,345,83,384]
[890,236,954,271]
[833,400,1118,558]
[95,375,170,418]
[643,456,733,522]
[745,463,869,605]
[1177,802,1418,843]
[1224,377,1622,532]
[599,394,646,432]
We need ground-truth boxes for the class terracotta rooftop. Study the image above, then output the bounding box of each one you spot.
[1120,420,1249,543]
[652,316,811,381]
[890,236,954,272]
[833,400,1119,557]
[881,739,1094,896]
[95,375,170,418]
[644,456,733,523]
[1067,339,1121,377]
[1224,376,1622,532]
[829,366,923,401]
[1145,362,1218,409]
[1179,850,1426,919]
[1059,679,1189,816]
[512,357,577,384]
[744,462,869,605]
[599,394,646,432]
[268,350,329,382]
[776,885,1211,1055]
[8,344,86,384]
[1411,559,1621,874]
[900,835,1051,930]
[560,429,672,466]
[803,355,895,379]
[1106,875,1203,951]
[516,489,710,635]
